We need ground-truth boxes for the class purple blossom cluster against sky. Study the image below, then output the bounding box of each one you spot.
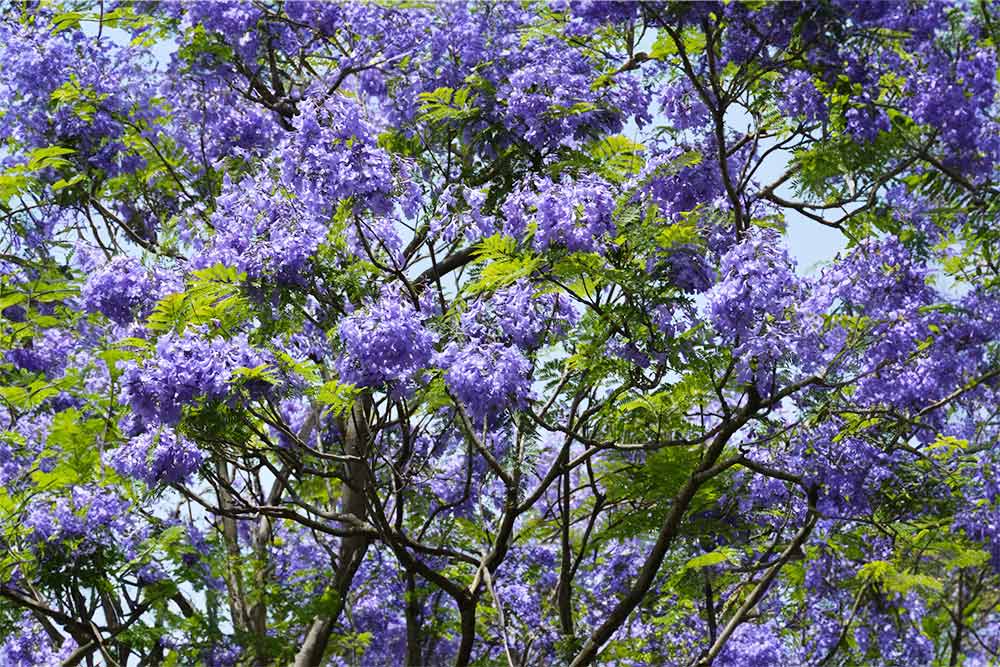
[1,1,1000,666]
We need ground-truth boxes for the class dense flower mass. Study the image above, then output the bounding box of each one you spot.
[2,1,1000,666]
[502,175,616,253]
[707,229,804,388]
[193,171,329,282]
[461,280,580,350]
[109,424,204,485]
[121,330,268,431]
[281,96,396,217]
[4,327,74,376]
[335,292,437,390]
[439,341,533,426]
[81,256,180,324]
[23,485,132,557]
[0,10,156,177]
[0,614,78,667]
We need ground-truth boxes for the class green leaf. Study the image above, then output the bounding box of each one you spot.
[0,292,26,312]
[858,560,943,593]
[683,548,738,570]
[475,234,518,261]
[317,380,359,417]
[52,174,86,191]
[50,11,85,34]
[656,218,700,249]
[27,146,76,171]
[146,293,189,333]
[0,173,30,199]
[468,256,541,294]
[587,135,645,182]
[650,32,678,59]
[231,364,279,386]
[418,86,478,123]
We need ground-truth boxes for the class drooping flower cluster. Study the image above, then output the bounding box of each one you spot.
[648,244,715,293]
[81,257,179,325]
[438,342,533,426]
[499,38,647,148]
[797,236,979,418]
[193,96,401,282]
[634,145,726,223]
[502,175,616,253]
[384,2,649,149]
[777,70,827,123]
[160,66,283,168]
[281,96,396,217]
[0,8,156,178]
[108,424,204,485]
[121,330,269,432]
[193,171,329,283]
[4,327,75,377]
[0,614,78,667]
[22,485,132,558]
[461,280,579,350]
[903,41,999,174]
[0,409,52,489]
[183,2,264,61]
[707,229,804,387]
[335,292,437,390]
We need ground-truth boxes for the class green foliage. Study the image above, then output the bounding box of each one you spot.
[418,86,479,124]
[316,380,359,417]
[147,264,247,334]
[857,560,943,594]
[682,548,739,571]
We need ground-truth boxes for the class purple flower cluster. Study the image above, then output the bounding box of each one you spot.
[0,614,78,667]
[81,257,178,325]
[121,330,268,431]
[200,639,243,667]
[799,237,980,416]
[160,67,283,168]
[502,175,616,253]
[708,229,803,386]
[384,2,648,149]
[109,424,204,485]
[777,70,827,123]
[194,96,400,282]
[23,485,132,558]
[438,342,532,426]
[634,145,726,223]
[5,328,75,376]
[844,104,891,143]
[183,2,263,60]
[461,280,579,350]
[194,171,328,283]
[335,292,436,390]
[904,47,999,174]
[499,38,645,148]
[715,620,795,667]
[281,96,395,217]
[0,7,156,178]
[649,244,715,293]
[269,521,337,607]
[0,410,51,489]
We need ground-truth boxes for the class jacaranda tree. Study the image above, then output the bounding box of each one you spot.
[1,1,999,665]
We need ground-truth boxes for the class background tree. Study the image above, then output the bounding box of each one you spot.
[1,1,999,666]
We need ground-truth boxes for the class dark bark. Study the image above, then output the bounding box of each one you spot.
[568,396,761,667]
[294,396,373,667]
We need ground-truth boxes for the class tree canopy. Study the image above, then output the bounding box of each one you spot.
[1,1,1000,665]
